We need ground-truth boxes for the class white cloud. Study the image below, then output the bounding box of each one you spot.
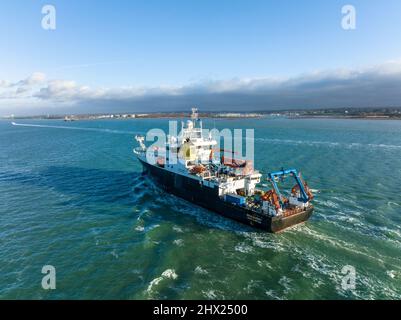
[0,80,11,88]
[14,72,47,87]
[0,72,48,100]
[25,72,46,85]
[1,60,401,114]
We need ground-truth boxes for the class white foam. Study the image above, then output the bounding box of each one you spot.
[388,201,400,208]
[146,224,160,232]
[234,242,253,253]
[255,137,401,150]
[172,226,184,233]
[278,276,293,294]
[146,269,178,295]
[110,249,119,259]
[265,289,281,300]
[241,232,286,252]
[194,266,208,275]
[154,189,251,233]
[257,260,273,270]
[161,269,178,279]
[298,226,401,270]
[291,264,312,279]
[386,270,396,279]
[173,239,184,246]
[202,290,218,299]
[317,200,340,209]
[11,122,141,135]
[146,276,164,293]
[135,225,144,232]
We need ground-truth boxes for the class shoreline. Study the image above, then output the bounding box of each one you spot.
[2,109,401,121]
[3,115,401,121]
[289,115,401,120]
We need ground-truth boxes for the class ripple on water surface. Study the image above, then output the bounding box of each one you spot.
[0,119,400,299]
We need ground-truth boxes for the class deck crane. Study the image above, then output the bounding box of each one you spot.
[267,168,311,206]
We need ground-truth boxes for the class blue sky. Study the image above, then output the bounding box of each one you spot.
[1,0,401,114]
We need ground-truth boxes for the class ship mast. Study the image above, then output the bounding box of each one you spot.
[191,107,202,130]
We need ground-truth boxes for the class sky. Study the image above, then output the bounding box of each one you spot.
[1,0,401,115]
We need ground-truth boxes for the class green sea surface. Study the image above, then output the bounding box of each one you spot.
[0,117,400,299]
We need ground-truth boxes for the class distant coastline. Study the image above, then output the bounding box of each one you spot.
[2,107,401,121]
[287,107,401,120]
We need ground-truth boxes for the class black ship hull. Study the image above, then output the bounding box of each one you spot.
[139,158,313,233]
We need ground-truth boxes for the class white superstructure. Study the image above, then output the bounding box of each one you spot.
[134,108,262,198]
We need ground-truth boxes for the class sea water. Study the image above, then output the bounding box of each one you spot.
[0,117,400,299]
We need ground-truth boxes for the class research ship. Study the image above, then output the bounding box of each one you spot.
[134,108,314,233]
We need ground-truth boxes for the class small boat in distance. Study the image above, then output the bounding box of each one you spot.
[134,108,314,232]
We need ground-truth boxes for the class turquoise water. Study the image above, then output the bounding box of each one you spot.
[0,118,400,299]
